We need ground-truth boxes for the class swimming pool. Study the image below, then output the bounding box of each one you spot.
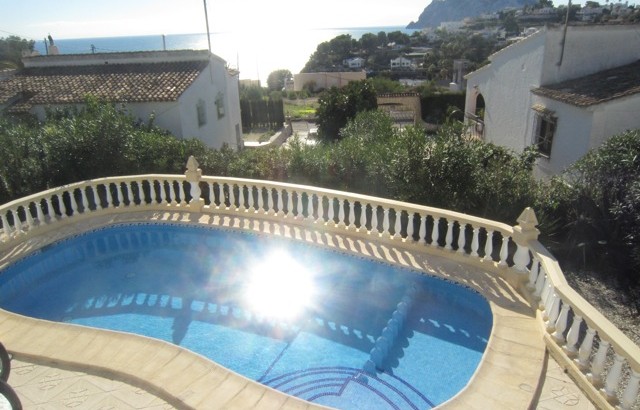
[0,223,492,409]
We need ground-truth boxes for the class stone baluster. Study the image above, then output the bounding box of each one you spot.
[69,190,78,215]
[282,190,295,218]
[370,205,378,234]
[267,188,275,215]
[498,235,509,267]
[406,212,415,241]
[36,200,46,224]
[393,209,402,239]
[293,191,302,219]
[418,215,427,244]
[126,182,134,206]
[538,276,551,310]
[444,220,454,250]
[80,187,89,212]
[44,196,54,219]
[348,201,356,229]
[255,187,263,213]
[247,186,256,212]
[431,217,440,247]
[457,223,466,254]
[603,353,626,402]
[545,294,560,332]
[527,259,540,290]
[564,315,583,356]
[273,188,284,216]
[338,198,346,228]
[470,227,480,257]
[326,197,335,225]
[483,229,494,261]
[93,185,103,210]
[316,195,324,224]
[147,181,157,205]
[552,303,571,343]
[589,340,610,387]
[1,213,12,237]
[24,205,35,229]
[116,183,125,207]
[620,369,640,410]
[105,185,114,209]
[227,184,235,210]
[576,327,596,370]
[382,207,390,238]
[355,202,364,231]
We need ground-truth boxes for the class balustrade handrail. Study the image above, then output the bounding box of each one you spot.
[530,241,640,371]
[0,157,638,408]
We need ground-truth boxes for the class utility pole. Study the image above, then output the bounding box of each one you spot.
[203,0,212,54]
[558,0,571,66]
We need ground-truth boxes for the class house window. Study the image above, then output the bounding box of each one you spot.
[196,99,207,127]
[215,92,225,119]
[532,105,556,157]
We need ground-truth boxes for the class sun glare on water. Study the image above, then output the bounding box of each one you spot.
[245,250,315,321]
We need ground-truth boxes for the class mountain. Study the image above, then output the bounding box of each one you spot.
[406,0,537,29]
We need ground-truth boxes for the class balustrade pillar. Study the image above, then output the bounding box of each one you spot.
[25,205,35,229]
[457,223,466,254]
[382,207,390,238]
[445,220,454,250]
[36,200,45,224]
[348,201,355,229]
[69,191,78,215]
[603,353,625,402]
[80,187,89,212]
[277,189,284,216]
[338,198,346,228]
[418,215,427,244]
[431,217,440,247]
[316,196,324,224]
[295,191,304,220]
[498,236,509,267]
[471,227,480,257]
[620,369,640,410]
[370,205,378,235]
[564,315,583,356]
[483,229,494,262]
[545,294,560,332]
[552,303,571,343]
[1,213,11,238]
[511,207,539,271]
[126,183,135,206]
[588,340,610,387]
[393,209,402,239]
[327,197,335,226]
[528,260,540,291]
[576,327,596,371]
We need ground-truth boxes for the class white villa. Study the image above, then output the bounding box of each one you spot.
[0,50,243,150]
[464,25,640,178]
[343,57,366,69]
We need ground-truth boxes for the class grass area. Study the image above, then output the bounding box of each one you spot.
[284,98,318,119]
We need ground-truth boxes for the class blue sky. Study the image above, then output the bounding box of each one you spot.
[0,0,635,41]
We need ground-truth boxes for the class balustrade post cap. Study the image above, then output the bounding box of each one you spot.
[514,207,539,241]
[185,156,202,180]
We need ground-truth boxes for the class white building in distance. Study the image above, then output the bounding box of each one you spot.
[0,50,243,150]
[464,25,640,178]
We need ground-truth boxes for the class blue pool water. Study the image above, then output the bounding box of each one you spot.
[0,223,492,409]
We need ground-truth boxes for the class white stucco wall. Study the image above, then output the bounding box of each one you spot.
[177,60,239,150]
[127,101,182,136]
[465,32,547,152]
[540,25,640,86]
[590,95,640,149]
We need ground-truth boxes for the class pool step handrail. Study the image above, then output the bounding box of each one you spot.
[0,156,638,409]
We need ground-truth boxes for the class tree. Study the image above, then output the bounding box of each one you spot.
[266,69,292,92]
[315,80,377,142]
[0,36,35,69]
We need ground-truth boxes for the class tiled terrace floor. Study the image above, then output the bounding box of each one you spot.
[0,211,598,409]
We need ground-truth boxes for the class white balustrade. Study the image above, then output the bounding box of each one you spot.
[0,157,638,408]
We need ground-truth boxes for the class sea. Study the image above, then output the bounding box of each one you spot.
[32,26,418,82]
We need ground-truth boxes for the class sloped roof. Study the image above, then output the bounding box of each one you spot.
[0,60,209,111]
[531,60,640,107]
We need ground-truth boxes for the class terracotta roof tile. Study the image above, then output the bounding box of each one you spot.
[0,60,208,110]
[531,60,640,107]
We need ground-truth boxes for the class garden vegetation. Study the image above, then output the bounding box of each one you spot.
[0,98,639,301]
